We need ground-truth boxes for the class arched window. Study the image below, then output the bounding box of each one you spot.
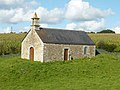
[84,47,87,55]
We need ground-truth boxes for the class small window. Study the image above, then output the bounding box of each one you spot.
[84,47,87,55]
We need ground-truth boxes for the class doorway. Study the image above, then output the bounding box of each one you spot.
[30,47,34,62]
[64,49,68,61]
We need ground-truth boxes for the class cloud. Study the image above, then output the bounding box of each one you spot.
[0,0,22,5]
[35,7,64,24]
[40,24,48,27]
[18,26,30,33]
[0,0,113,25]
[0,0,38,23]
[0,8,33,23]
[0,6,64,24]
[112,27,120,34]
[0,27,11,33]
[65,0,113,21]
[66,23,78,30]
[66,19,105,32]
[0,0,37,9]
[0,0,115,33]
[18,23,48,33]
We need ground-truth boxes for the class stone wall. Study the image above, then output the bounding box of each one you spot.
[21,29,44,62]
[21,29,95,62]
[43,44,95,62]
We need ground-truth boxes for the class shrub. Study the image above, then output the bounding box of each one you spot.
[97,41,117,52]
[114,46,120,52]
[0,33,25,56]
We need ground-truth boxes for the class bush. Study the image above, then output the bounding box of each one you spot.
[0,41,21,55]
[97,41,117,52]
[114,46,120,52]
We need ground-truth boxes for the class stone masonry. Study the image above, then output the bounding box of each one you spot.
[43,43,95,62]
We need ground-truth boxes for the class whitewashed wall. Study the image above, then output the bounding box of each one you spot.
[21,29,44,62]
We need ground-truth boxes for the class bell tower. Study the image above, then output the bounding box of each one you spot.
[31,12,40,30]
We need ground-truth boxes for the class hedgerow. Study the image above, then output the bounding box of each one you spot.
[0,33,25,55]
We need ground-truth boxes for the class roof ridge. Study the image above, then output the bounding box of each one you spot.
[38,27,84,32]
[35,28,95,45]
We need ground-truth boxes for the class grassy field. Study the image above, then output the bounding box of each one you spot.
[0,33,120,55]
[89,33,120,52]
[0,54,120,90]
[0,33,25,55]
[89,33,120,46]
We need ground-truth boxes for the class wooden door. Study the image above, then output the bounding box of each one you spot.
[30,47,34,62]
[64,49,68,61]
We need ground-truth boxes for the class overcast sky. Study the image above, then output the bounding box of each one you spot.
[0,0,120,33]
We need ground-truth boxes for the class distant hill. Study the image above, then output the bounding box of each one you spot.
[89,33,120,52]
[97,29,115,33]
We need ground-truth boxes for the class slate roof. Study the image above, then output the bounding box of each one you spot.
[35,28,95,45]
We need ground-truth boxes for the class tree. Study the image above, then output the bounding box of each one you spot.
[97,29,115,33]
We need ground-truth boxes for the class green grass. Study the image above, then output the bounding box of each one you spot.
[0,54,120,90]
[0,33,25,55]
[1,33,120,55]
[89,33,120,46]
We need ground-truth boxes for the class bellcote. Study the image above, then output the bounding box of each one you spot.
[31,12,40,29]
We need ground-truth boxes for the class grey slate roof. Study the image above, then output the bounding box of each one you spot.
[35,28,95,45]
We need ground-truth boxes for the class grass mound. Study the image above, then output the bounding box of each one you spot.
[0,54,120,90]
